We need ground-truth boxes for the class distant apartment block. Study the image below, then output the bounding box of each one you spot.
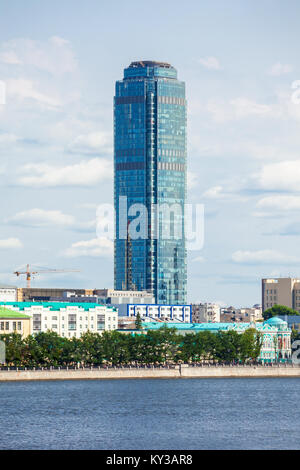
[262,278,300,313]
[126,304,192,323]
[0,302,118,338]
[192,303,221,323]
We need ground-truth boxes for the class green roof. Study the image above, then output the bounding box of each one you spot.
[0,307,30,319]
[0,301,117,312]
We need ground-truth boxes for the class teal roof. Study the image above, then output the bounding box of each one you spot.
[143,320,290,332]
[144,322,236,331]
[0,301,117,312]
[264,317,287,326]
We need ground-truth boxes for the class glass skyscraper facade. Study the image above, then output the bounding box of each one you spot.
[114,61,187,304]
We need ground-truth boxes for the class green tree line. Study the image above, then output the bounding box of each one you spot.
[263,305,300,320]
[0,326,262,367]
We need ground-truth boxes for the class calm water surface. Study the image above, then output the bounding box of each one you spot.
[0,378,299,450]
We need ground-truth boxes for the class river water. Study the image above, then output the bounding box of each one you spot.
[0,378,299,449]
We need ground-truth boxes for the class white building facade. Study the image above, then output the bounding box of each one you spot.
[95,289,155,305]
[0,286,17,302]
[127,304,192,323]
[0,302,118,337]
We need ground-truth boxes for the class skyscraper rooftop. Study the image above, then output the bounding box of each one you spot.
[129,61,173,69]
[124,60,178,80]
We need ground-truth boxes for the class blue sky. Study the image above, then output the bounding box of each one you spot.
[1,0,300,306]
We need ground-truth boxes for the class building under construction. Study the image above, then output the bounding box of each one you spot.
[16,287,155,304]
[17,288,94,302]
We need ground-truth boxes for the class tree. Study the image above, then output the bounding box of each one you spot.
[239,328,262,362]
[263,305,300,320]
[198,331,217,361]
[0,333,25,366]
[181,334,198,362]
[215,330,241,362]
[135,313,143,330]
[292,329,300,343]
[33,331,66,366]
[79,332,104,365]
[155,325,180,363]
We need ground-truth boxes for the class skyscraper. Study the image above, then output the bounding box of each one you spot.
[114,61,187,304]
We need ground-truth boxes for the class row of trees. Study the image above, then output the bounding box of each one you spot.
[0,326,262,367]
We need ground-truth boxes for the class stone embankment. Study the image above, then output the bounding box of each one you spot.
[0,364,300,381]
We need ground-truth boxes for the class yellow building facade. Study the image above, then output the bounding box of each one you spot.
[0,307,31,338]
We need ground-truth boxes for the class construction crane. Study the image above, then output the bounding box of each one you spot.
[13,264,80,288]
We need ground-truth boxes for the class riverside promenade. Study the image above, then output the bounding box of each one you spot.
[0,363,300,381]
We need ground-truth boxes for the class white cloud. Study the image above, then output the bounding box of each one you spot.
[232,249,298,265]
[206,97,276,122]
[256,160,300,192]
[77,203,98,210]
[0,133,18,145]
[256,195,300,211]
[0,37,77,75]
[243,143,299,161]
[0,238,23,249]
[202,185,224,199]
[187,171,199,189]
[67,131,112,155]
[192,256,205,263]
[0,50,22,65]
[198,56,221,70]
[17,158,113,187]
[269,62,293,76]
[230,98,274,118]
[7,208,75,227]
[63,237,113,258]
[201,185,245,202]
[7,78,61,108]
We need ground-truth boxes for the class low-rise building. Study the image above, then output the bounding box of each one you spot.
[118,316,137,330]
[17,287,92,302]
[192,303,220,323]
[94,289,155,305]
[221,306,263,323]
[0,306,31,338]
[125,304,192,323]
[140,317,292,362]
[28,288,156,306]
[0,285,17,302]
[278,315,300,333]
[0,302,118,338]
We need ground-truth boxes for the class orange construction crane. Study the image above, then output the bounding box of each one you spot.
[14,264,80,288]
